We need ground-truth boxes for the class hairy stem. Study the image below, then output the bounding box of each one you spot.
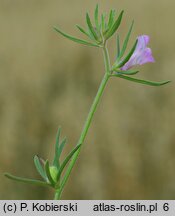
[54,46,111,199]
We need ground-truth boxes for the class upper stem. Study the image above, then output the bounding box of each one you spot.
[103,43,111,73]
[54,45,111,200]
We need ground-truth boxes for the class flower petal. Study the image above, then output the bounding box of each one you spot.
[137,47,155,65]
[120,35,155,71]
[137,35,150,50]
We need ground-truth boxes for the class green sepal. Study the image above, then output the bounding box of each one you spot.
[76,25,90,37]
[114,39,138,69]
[118,20,134,60]
[53,26,99,47]
[86,13,99,41]
[34,155,47,180]
[105,10,124,40]
[114,70,139,75]
[94,4,100,31]
[4,173,51,187]
[112,74,171,86]
[55,144,81,185]
[45,160,55,186]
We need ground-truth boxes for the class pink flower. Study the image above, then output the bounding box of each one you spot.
[121,35,155,71]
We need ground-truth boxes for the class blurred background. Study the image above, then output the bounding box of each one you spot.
[0,0,174,199]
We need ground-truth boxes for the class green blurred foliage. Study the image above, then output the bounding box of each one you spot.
[0,0,174,199]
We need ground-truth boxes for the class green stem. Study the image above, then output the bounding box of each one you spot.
[54,46,110,200]
[103,43,111,73]
[54,188,62,200]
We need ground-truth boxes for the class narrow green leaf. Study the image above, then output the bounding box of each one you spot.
[115,39,138,68]
[118,20,134,59]
[53,127,61,168]
[57,137,67,160]
[86,13,98,41]
[94,4,99,31]
[105,10,124,40]
[107,10,115,30]
[53,127,67,168]
[34,155,47,180]
[54,26,99,47]
[76,25,90,37]
[56,144,81,183]
[56,127,61,150]
[101,13,106,33]
[4,173,50,187]
[45,160,55,186]
[116,34,120,58]
[114,70,139,75]
[113,74,171,86]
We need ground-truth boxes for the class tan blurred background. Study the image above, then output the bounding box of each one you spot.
[0,0,174,199]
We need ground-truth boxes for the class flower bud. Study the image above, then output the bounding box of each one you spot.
[49,166,58,183]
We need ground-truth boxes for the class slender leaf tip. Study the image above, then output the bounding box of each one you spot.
[113,74,171,86]
[95,4,99,13]
[4,173,50,187]
[53,26,100,47]
[105,10,124,40]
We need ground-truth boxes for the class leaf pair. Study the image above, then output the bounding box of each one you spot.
[54,5,124,47]
[94,6,124,41]
[4,156,52,189]
[53,27,99,47]
[4,127,81,189]
[54,5,102,48]
[33,127,81,187]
